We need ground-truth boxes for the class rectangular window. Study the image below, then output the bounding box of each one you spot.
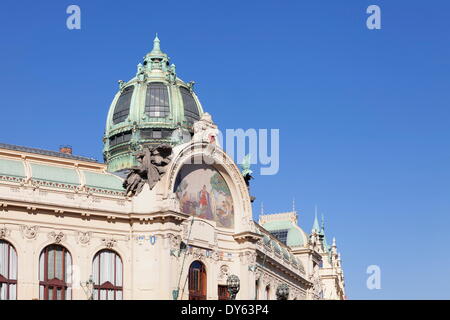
[145,83,170,118]
[270,229,289,245]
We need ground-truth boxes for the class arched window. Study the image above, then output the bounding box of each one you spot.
[265,285,270,300]
[0,240,17,300]
[145,82,170,118]
[180,87,200,125]
[92,250,123,300]
[188,260,206,300]
[112,86,134,124]
[39,245,72,300]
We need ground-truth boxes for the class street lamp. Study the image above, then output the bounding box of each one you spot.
[226,274,240,300]
[276,283,289,300]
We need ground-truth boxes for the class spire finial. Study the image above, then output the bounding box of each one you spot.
[312,205,320,233]
[261,202,264,215]
[152,33,161,53]
[292,198,296,212]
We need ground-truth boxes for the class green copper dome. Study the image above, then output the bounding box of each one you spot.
[103,35,204,173]
[262,220,309,248]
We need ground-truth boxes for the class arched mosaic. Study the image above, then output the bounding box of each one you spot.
[174,164,234,228]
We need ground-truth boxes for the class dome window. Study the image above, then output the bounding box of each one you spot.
[180,86,200,125]
[109,130,132,147]
[112,86,134,124]
[145,82,170,118]
[270,229,289,245]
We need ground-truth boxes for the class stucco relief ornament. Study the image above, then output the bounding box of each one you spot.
[167,233,181,250]
[49,231,65,244]
[192,113,219,156]
[21,225,39,240]
[218,265,230,281]
[0,227,10,239]
[77,231,91,245]
[102,238,117,248]
[123,144,173,197]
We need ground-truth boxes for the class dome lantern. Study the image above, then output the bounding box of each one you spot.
[103,35,204,173]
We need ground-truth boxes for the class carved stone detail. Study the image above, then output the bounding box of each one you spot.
[218,264,230,281]
[21,225,39,240]
[77,231,91,245]
[0,227,10,239]
[102,238,117,248]
[48,231,65,244]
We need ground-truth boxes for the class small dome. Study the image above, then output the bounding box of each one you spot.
[103,35,204,172]
[261,219,309,248]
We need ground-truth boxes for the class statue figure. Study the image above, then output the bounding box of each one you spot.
[168,63,177,84]
[123,144,173,196]
[276,283,290,300]
[241,154,255,202]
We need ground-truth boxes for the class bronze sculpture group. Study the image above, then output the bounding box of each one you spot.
[123,144,173,196]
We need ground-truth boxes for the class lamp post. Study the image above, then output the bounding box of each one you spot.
[276,283,289,300]
[226,274,240,300]
[80,275,94,300]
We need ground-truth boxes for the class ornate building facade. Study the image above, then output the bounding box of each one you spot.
[0,36,345,300]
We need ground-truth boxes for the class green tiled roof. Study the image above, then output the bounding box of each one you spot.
[30,163,79,186]
[0,158,25,178]
[82,171,124,192]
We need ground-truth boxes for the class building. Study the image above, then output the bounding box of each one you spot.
[0,36,345,300]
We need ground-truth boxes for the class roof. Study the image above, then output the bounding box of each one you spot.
[0,143,98,163]
[259,212,309,248]
[0,148,124,196]
[262,220,308,248]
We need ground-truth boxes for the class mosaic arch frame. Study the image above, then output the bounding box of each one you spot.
[160,141,253,233]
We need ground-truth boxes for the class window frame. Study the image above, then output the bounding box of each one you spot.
[112,85,135,125]
[39,244,71,300]
[92,249,123,300]
[145,82,171,118]
[0,240,17,300]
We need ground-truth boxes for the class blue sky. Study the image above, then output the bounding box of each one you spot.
[1,0,449,299]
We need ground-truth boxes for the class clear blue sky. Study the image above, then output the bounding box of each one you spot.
[1,0,449,299]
